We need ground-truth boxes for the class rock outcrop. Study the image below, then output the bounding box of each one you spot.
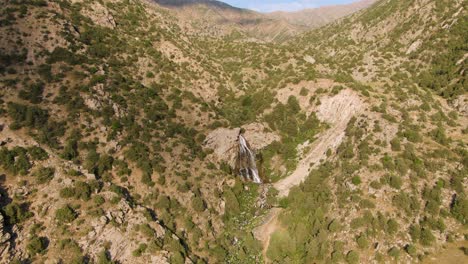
[0,206,11,262]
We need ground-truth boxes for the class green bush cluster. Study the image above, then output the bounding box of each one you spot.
[32,166,55,184]
[1,202,33,225]
[27,236,48,256]
[267,163,333,263]
[55,205,78,223]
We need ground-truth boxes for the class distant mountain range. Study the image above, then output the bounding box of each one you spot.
[153,0,377,42]
[268,0,377,27]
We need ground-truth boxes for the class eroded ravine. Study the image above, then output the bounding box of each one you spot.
[254,89,365,262]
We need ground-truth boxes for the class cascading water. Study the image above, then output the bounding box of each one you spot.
[236,133,262,184]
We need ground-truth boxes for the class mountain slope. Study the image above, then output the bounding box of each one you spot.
[258,0,468,263]
[152,0,377,42]
[0,0,466,264]
[268,0,377,27]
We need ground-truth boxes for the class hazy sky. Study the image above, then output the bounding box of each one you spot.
[223,0,359,12]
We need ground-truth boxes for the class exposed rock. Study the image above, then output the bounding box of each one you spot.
[204,123,280,167]
[80,199,167,263]
[304,55,316,64]
[0,208,11,262]
[82,94,103,111]
[406,39,422,54]
[82,2,116,28]
[451,94,468,116]
[274,89,365,197]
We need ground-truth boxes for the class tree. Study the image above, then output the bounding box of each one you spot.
[451,195,467,224]
[387,219,399,235]
[346,250,359,264]
[388,246,400,259]
[405,244,417,257]
[27,236,48,255]
[55,205,77,223]
[356,234,369,249]
[33,166,55,184]
[2,203,32,225]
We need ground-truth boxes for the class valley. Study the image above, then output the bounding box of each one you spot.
[0,0,466,263]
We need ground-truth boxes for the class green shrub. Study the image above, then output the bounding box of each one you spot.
[223,189,240,217]
[346,250,359,264]
[33,166,55,184]
[420,228,435,246]
[27,236,48,255]
[191,196,206,212]
[0,147,32,175]
[405,244,417,257]
[387,219,399,235]
[170,252,185,264]
[28,146,48,160]
[132,243,147,257]
[356,234,368,249]
[18,82,44,104]
[55,205,77,223]
[58,239,84,263]
[388,246,400,259]
[139,224,155,238]
[328,219,340,232]
[390,138,401,151]
[94,195,105,206]
[451,195,467,224]
[409,224,421,242]
[351,176,361,185]
[2,202,33,225]
[389,175,402,189]
[97,250,115,264]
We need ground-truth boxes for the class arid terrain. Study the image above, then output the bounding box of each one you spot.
[0,0,466,263]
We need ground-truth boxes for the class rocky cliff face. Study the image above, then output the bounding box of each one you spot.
[0,201,11,262]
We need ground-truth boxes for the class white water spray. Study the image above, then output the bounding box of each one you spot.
[237,134,262,184]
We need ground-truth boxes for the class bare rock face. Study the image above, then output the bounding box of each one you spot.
[304,55,316,64]
[82,2,116,28]
[274,89,365,197]
[79,198,168,263]
[406,39,422,54]
[0,208,11,262]
[204,123,280,167]
[81,84,125,117]
[451,94,468,116]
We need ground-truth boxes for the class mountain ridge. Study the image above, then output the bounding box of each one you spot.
[152,0,378,42]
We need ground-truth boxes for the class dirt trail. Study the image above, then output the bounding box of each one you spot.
[254,89,365,262]
[253,208,282,260]
[275,89,364,197]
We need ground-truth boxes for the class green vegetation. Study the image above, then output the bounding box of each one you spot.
[55,205,78,223]
[267,163,332,263]
[0,0,466,262]
[32,166,55,184]
[2,202,33,225]
[27,236,48,256]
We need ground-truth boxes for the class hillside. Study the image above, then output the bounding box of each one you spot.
[152,0,376,42]
[268,0,377,27]
[0,0,466,264]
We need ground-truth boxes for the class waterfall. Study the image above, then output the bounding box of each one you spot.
[237,134,262,184]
